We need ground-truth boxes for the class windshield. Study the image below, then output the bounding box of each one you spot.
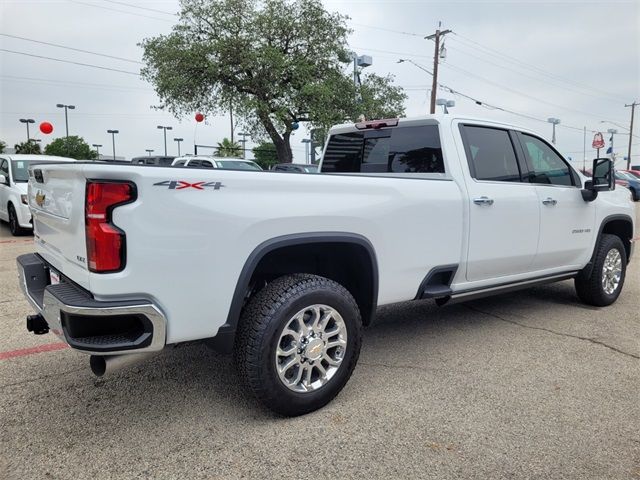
[11,160,63,182]
[215,160,262,170]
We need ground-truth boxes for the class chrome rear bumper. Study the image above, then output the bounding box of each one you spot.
[17,253,166,355]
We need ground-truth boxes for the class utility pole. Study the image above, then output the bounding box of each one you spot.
[625,101,637,169]
[425,23,451,114]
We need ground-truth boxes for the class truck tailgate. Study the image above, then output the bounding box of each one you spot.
[28,164,90,289]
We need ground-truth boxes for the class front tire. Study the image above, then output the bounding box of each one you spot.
[575,234,627,306]
[235,274,362,416]
[8,204,28,236]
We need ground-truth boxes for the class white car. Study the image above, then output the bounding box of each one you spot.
[0,154,75,235]
[171,155,262,170]
[16,115,635,415]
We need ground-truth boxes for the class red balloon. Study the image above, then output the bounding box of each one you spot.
[40,122,53,134]
[195,112,204,123]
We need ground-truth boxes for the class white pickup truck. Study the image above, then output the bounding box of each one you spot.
[17,115,635,416]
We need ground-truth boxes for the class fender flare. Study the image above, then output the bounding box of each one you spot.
[583,214,634,277]
[209,232,379,353]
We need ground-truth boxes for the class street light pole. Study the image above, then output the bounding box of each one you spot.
[547,118,561,144]
[145,149,154,156]
[236,132,249,159]
[625,102,638,170]
[19,118,35,141]
[301,138,312,164]
[157,126,172,156]
[107,130,119,161]
[56,103,75,138]
[173,138,183,157]
[92,144,102,160]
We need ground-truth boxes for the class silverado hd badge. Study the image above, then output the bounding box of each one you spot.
[153,181,225,190]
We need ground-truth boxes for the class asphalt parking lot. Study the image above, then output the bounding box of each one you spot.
[1,217,638,480]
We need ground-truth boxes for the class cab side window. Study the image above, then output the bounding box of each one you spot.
[461,125,522,182]
[519,134,574,186]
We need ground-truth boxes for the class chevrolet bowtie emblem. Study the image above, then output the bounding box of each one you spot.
[35,191,46,207]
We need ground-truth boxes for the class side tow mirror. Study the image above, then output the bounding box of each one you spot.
[582,158,614,202]
[0,174,7,185]
[591,158,615,191]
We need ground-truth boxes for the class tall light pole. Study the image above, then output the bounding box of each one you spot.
[107,130,119,161]
[237,132,249,159]
[92,143,102,160]
[301,138,312,164]
[425,22,452,114]
[157,125,172,156]
[145,149,154,156]
[173,137,183,157]
[19,118,35,141]
[547,118,561,144]
[352,52,372,105]
[56,103,75,138]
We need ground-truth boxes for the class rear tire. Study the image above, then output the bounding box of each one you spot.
[235,274,362,416]
[575,234,627,306]
[8,204,28,236]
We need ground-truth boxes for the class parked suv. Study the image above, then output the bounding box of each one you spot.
[0,154,75,235]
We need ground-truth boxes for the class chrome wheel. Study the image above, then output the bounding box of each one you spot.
[275,304,347,393]
[602,248,622,295]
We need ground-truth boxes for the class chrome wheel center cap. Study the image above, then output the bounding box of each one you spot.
[304,338,324,361]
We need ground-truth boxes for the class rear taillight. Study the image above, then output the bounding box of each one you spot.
[85,181,135,273]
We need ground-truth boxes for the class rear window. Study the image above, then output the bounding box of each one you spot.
[321,125,444,174]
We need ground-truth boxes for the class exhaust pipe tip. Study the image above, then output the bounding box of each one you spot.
[89,352,155,377]
[90,355,107,376]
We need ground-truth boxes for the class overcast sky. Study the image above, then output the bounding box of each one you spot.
[1,0,638,165]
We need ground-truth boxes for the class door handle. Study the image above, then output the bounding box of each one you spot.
[473,196,494,206]
[542,197,557,206]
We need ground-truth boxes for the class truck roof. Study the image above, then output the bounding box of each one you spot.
[328,114,538,136]
[0,154,75,162]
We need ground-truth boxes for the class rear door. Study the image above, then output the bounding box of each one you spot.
[460,125,540,282]
[515,132,596,270]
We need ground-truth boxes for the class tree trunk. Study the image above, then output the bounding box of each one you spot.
[257,109,293,163]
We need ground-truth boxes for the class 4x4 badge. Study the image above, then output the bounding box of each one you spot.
[153,181,225,190]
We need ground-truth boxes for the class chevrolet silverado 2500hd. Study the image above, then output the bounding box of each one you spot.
[17,115,635,416]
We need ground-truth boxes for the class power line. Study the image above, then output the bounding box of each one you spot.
[0,74,150,92]
[441,62,627,124]
[0,33,142,64]
[68,0,174,22]
[0,49,141,75]
[102,0,176,15]
[450,33,628,102]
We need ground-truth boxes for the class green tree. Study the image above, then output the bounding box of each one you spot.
[0,140,6,154]
[215,138,242,157]
[44,136,97,160]
[140,0,405,163]
[14,140,41,154]
[252,142,279,168]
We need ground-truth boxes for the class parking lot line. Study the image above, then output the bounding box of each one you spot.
[0,342,68,360]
